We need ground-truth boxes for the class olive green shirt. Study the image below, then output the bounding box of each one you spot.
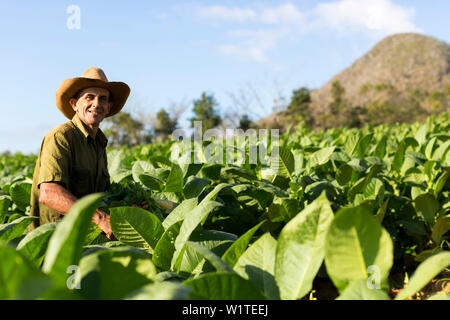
[30,114,110,230]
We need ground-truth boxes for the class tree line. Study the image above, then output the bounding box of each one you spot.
[103,81,450,147]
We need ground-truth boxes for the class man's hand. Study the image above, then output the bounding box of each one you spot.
[93,209,115,240]
[40,182,117,240]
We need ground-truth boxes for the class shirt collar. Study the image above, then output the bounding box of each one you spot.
[71,114,108,148]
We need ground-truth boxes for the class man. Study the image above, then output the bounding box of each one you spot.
[29,67,130,239]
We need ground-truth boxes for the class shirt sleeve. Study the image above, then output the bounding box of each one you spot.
[38,131,71,189]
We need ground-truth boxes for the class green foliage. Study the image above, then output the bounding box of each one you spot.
[183,273,267,300]
[275,193,334,299]
[110,206,164,253]
[286,87,314,129]
[330,80,346,115]
[103,111,152,147]
[154,109,177,137]
[395,252,450,300]
[238,114,252,131]
[325,206,393,293]
[42,193,104,285]
[0,112,449,300]
[190,92,222,133]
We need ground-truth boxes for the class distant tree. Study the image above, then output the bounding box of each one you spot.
[154,109,178,138]
[287,87,314,128]
[102,111,152,147]
[288,87,311,111]
[330,81,346,115]
[345,105,366,128]
[238,114,252,131]
[190,92,222,133]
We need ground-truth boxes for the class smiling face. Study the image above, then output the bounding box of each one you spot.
[69,87,112,130]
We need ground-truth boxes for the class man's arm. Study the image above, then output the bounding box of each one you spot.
[39,182,113,239]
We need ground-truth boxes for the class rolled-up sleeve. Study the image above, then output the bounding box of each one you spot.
[38,131,71,189]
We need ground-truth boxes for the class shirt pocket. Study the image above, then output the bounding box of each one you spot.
[71,166,91,197]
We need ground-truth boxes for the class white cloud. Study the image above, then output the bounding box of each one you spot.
[196,3,303,25]
[314,0,421,36]
[196,6,257,23]
[259,3,304,25]
[218,29,289,62]
[194,3,302,63]
[193,1,420,62]
[218,44,268,62]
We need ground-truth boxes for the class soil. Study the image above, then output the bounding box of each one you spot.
[389,275,450,300]
[306,271,450,300]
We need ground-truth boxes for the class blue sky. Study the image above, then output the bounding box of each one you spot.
[1,0,449,154]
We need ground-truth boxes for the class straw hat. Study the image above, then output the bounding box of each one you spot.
[56,67,130,119]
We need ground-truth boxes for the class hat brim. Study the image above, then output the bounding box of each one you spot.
[56,77,130,119]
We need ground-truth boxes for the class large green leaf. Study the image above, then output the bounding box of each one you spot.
[173,201,223,252]
[336,163,353,186]
[395,251,450,300]
[0,244,53,299]
[414,123,427,147]
[222,220,266,267]
[392,141,406,173]
[433,170,448,198]
[162,198,198,229]
[183,177,211,199]
[431,214,450,244]
[414,193,440,226]
[152,221,182,271]
[164,163,184,193]
[9,182,32,211]
[131,161,154,182]
[0,216,37,243]
[42,193,104,284]
[348,164,382,201]
[354,178,385,206]
[17,223,57,267]
[308,147,335,168]
[337,280,390,300]
[425,137,437,159]
[139,174,164,192]
[202,183,231,202]
[183,273,267,300]
[433,139,450,162]
[107,149,131,183]
[355,133,373,159]
[171,200,223,271]
[201,164,223,181]
[234,233,279,300]
[0,195,11,223]
[177,231,235,276]
[271,147,294,179]
[110,206,164,253]
[185,241,234,273]
[275,192,334,300]
[374,135,387,158]
[149,155,173,169]
[344,131,361,157]
[78,246,156,299]
[83,222,102,245]
[325,206,394,293]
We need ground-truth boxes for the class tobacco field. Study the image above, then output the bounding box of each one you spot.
[0,113,449,300]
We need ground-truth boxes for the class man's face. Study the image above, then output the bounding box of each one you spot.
[69,87,112,128]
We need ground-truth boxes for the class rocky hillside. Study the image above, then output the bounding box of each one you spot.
[258,33,450,129]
